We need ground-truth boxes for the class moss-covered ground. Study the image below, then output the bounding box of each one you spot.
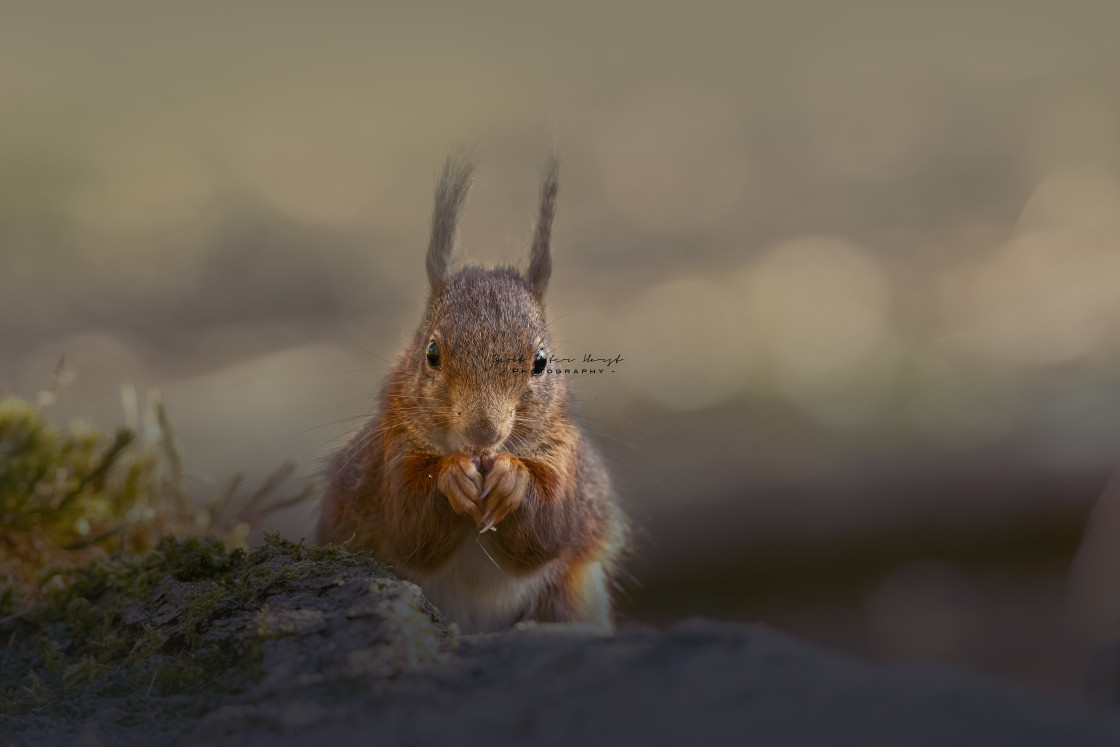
[0,387,432,737]
[0,535,398,723]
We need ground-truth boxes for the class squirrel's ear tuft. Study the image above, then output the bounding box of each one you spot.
[427,154,475,292]
[528,154,558,302]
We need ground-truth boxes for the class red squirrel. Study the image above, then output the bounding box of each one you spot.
[316,154,630,633]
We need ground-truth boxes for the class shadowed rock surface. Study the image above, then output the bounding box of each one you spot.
[3,539,1120,747]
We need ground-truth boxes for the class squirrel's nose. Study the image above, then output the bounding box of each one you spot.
[465,418,501,448]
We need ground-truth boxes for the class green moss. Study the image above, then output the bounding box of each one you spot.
[61,655,112,689]
[0,389,317,596]
[0,581,18,618]
[0,388,342,727]
[0,534,383,719]
[0,394,171,591]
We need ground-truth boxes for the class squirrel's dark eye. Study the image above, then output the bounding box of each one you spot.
[426,340,441,369]
[532,349,547,377]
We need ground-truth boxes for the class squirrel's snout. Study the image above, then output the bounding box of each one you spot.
[462,405,513,450]
[464,418,502,449]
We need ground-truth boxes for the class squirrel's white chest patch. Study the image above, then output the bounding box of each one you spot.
[405,534,552,634]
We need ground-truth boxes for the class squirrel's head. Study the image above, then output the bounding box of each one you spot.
[400,154,565,455]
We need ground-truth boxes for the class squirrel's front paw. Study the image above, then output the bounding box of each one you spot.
[479,452,529,531]
[437,453,483,523]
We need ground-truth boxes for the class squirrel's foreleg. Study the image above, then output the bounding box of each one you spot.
[480,453,579,573]
[386,451,475,572]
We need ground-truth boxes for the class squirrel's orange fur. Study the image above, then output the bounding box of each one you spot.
[316,154,629,633]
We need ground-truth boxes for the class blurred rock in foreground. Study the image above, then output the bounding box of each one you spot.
[2,538,1120,747]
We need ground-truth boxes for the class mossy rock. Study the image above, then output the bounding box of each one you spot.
[0,534,458,733]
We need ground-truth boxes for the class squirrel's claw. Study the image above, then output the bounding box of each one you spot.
[436,453,483,523]
[479,453,529,529]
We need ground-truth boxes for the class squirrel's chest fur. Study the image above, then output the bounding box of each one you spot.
[404,533,553,634]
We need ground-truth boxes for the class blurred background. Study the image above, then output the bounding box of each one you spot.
[3,0,1120,696]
